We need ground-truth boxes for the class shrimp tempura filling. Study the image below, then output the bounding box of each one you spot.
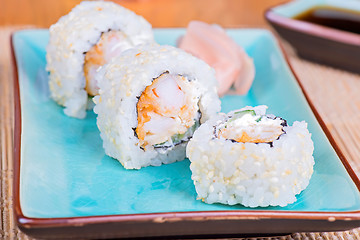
[84,30,134,96]
[217,110,285,143]
[136,73,200,148]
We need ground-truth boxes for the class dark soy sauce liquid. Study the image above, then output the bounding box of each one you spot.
[293,6,360,34]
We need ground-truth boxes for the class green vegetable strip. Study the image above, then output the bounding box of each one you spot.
[228,109,256,123]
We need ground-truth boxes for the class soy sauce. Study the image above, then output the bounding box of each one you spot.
[293,6,360,34]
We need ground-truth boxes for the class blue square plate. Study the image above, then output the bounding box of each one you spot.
[12,28,360,239]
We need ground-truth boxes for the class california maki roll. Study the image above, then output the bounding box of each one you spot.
[94,44,221,169]
[46,1,154,118]
[186,106,314,207]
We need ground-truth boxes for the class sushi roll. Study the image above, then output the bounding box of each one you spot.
[46,1,154,118]
[186,106,314,207]
[93,44,221,169]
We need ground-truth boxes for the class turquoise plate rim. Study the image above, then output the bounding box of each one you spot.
[11,27,360,238]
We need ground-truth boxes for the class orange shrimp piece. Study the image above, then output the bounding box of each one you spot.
[84,31,133,96]
[136,73,198,147]
[84,38,105,96]
[219,130,267,143]
[218,126,283,143]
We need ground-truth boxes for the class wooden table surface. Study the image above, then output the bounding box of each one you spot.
[0,0,286,28]
[2,0,360,239]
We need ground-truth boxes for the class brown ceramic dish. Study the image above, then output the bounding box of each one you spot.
[11,28,360,239]
[265,0,360,74]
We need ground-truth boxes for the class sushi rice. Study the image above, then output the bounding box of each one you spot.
[186,106,314,207]
[46,1,154,118]
[94,44,221,169]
